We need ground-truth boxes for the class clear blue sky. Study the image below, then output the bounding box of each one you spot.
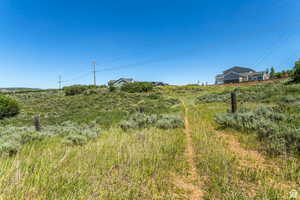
[0,0,299,88]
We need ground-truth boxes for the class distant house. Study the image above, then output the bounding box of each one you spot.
[108,78,135,87]
[215,66,269,84]
[151,82,169,86]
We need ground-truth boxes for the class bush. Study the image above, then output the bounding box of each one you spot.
[156,115,184,129]
[0,121,101,155]
[63,85,88,96]
[0,140,20,156]
[119,113,183,131]
[65,135,88,145]
[121,82,154,93]
[0,95,20,119]
[292,59,300,83]
[215,106,300,155]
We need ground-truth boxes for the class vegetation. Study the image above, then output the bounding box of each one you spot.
[2,89,180,127]
[270,66,275,77]
[121,82,154,93]
[0,95,20,119]
[215,105,299,155]
[63,85,89,96]
[196,81,300,104]
[0,81,299,199]
[119,113,183,131]
[0,121,101,155]
[292,59,300,83]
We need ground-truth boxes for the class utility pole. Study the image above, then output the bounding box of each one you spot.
[58,75,62,90]
[92,61,97,86]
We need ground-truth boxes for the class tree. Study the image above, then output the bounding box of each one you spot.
[121,82,154,93]
[292,59,300,83]
[108,82,117,92]
[270,67,275,78]
[266,68,269,74]
[0,95,20,119]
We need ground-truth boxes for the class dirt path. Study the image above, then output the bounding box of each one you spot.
[173,101,204,200]
[217,131,298,193]
[217,132,267,169]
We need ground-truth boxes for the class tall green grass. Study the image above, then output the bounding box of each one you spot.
[0,127,187,199]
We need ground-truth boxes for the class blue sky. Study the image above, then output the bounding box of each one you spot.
[0,0,300,88]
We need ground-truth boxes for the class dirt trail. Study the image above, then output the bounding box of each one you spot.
[217,132,267,169]
[217,131,298,192]
[173,101,204,200]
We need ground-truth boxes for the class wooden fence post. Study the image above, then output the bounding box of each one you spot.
[231,92,237,113]
[34,115,41,131]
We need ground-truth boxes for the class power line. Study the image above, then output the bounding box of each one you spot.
[97,47,200,73]
[252,20,300,68]
[58,46,200,86]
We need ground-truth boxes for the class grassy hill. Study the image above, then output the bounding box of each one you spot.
[0,82,299,199]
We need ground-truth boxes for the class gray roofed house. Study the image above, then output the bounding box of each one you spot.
[223,66,255,74]
[151,82,169,86]
[108,78,135,87]
[215,66,269,84]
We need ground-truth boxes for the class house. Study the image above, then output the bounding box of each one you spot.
[215,66,269,84]
[151,82,169,86]
[108,78,135,87]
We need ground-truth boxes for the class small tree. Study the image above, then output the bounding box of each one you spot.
[270,67,275,78]
[63,85,87,96]
[108,82,116,92]
[0,95,20,119]
[292,59,300,83]
[121,82,154,93]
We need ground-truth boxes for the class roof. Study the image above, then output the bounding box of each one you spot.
[224,71,246,80]
[108,78,134,85]
[215,74,224,78]
[223,66,256,74]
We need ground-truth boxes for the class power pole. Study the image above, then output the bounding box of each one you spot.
[92,61,97,86]
[58,75,62,90]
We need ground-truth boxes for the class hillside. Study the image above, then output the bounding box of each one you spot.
[0,82,299,199]
[0,88,41,92]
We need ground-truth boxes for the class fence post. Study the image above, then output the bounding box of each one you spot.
[34,115,41,131]
[231,92,237,113]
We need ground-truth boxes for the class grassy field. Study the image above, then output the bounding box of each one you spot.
[0,82,299,199]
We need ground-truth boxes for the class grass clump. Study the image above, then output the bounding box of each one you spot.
[121,82,154,93]
[215,106,300,155]
[119,113,183,131]
[63,85,89,96]
[0,121,101,155]
[64,135,88,145]
[0,95,20,119]
[196,82,300,104]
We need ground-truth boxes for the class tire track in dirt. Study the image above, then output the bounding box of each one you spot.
[173,101,204,200]
[217,131,298,193]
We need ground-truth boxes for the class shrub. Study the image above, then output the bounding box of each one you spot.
[121,82,154,93]
[0,140,20,156]
[292,59,300,83]
[108,82,117,92]
[196,93,230,104]
[0,95,20,119]
[119,120,139,131]
[156,115,184,129]
[65,135,88,145]
[63,85,88,96]
[280,95,300,103]
[215,105,300,155]
[120,113,183,131]
[0,121,101,155]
